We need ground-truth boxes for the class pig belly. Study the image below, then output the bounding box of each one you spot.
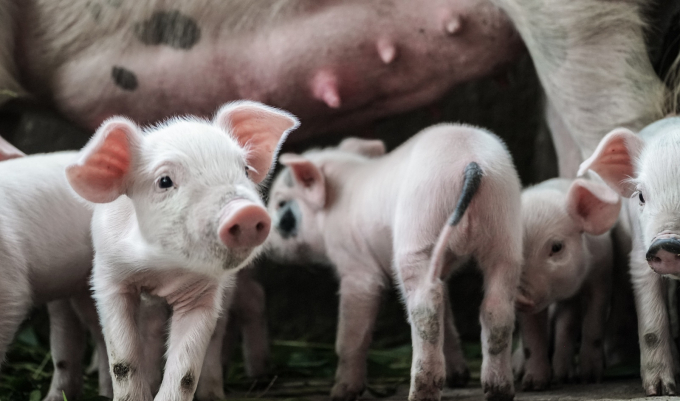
[29,259,91,305]
[23,0,522,139]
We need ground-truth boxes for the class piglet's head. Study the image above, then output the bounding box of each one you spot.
[265,152,328,264]
[518,178,620,313]
[265,137,385,264]
[66,101,298,270]
[579,118,680,278]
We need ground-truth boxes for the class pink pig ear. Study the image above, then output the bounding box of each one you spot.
[577,128,643,197]
[214,101,299,184]
[0,136,25,161]
[566,178,621,235]
[279,153,326,210]
[66,118,142,203]
[338,137,386,158]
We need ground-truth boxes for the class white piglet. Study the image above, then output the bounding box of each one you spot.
[65,101,298,401]
[579,117,680,395]
[266,125,523,401]
[513,178,620,389]
[0,139,112,401]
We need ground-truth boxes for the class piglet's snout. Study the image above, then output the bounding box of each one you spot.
[646,238,680,275]
[218,199,271,249]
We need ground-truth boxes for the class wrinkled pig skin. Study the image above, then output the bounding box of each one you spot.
[3,0,523,140]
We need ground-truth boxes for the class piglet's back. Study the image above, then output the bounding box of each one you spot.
[0,151,94,302]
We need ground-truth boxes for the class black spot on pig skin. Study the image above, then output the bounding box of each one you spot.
[134,10,201,50]
[112,67,138,91]
[644,333,659,348]
[113,362,131,381]
[181,372,194,390]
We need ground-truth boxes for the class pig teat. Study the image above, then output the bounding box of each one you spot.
[218,199,271,249]
[646,237,680,275]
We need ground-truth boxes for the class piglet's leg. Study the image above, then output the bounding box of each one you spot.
[631,256,676,395]
[394,251,446,401]
[477,254,518,401]
[551,301,579,383]
[517,309,550,391]
[196,288,235,401]
[154,288,223,401]
[138,297,170,394]
[331,271,382,401]
[44,299,86,401]
[71,293,113,398]
[442,287,470,387]
[95,285,151,401]
[235,270,270,378]
[578,275,611,383]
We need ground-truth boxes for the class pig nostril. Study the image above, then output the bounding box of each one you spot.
[229,225,241,237]
[256,222,265,232]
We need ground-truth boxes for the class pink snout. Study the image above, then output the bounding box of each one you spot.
[218,199,271,249]
[646,238,680,275]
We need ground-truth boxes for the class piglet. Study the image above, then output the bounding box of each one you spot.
[65,101,298,401]
[0,139,112,401]
[513,178,620,390]
[578,117,680,395]
[266,125,523,401]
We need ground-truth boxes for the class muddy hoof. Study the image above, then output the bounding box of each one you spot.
[483,382,514,401]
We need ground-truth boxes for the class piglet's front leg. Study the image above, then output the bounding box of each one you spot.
[517,310,550,391]
[154,286,224,401]
[95,285,152,401]
[331,272,382,401]
[631,258,676,396]
[578,276,610,383]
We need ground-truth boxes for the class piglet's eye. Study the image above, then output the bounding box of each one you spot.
[158,176,173,189]
[278,200,287,209]
[245,166,249,178]
[638,192,645,204]
[550,242,563,255]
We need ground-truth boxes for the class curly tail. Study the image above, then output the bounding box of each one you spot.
[428,162,483,281]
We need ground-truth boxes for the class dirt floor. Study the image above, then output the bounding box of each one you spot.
[218,378,654,401]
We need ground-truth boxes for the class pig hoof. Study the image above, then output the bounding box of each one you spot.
[482,381,514,401]
[330,382,364,401]
[446,367,470,388]
[521,373,549,391]
[645,379,676,396]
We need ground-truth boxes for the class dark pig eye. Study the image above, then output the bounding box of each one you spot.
[245,166,249,178]
[638,192,645,204]
[278,200,287,209]
[550,242,563,255]
[158,176,173,189]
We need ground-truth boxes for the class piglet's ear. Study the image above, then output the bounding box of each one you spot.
[66,118,141,203]
[338,137,386,158]
[279,153,325,210]
[577,128,643,197]
[0,136,25,161]
[566,178,621,235]
[214,101,299,184]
